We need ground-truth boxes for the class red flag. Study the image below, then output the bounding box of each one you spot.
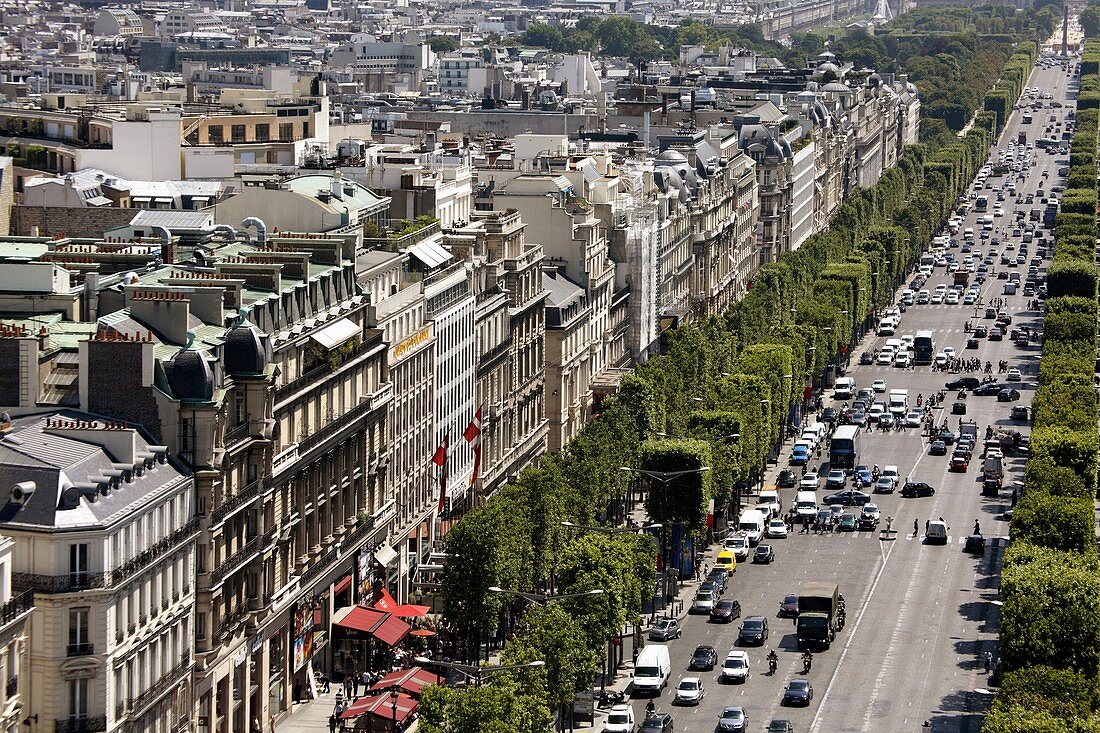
[463,409,482,489]
[432,434,449,512]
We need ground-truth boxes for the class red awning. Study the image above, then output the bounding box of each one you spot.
[370,587,431,618]
[368,667,443,697]
[339,692,419,722]
[333,574,353,595]
[332,607,410,647]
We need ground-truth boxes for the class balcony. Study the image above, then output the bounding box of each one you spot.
[54,717,107,733]
[111,517,200,588]
[298,393,383,456]
[0,589,33,626]
[214,605,250,642]
[299,516,376,587]
[126,655,191,716]
[274,333,382,403]
[15,572,106,594]
[66,643,94,657]
[207,535,261,587]
[210,480,264,525]
[223,420,252,448]
[362,220,440,251]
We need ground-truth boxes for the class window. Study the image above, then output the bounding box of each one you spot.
[255,123,269,142]
[69,544,88,584]
[231,124,246,143]
[68,679,88,718]
[68,608,90,656]
[207,125,223,143]
[278,123,294,142]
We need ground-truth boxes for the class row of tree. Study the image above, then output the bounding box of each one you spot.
[981,40,1100,733]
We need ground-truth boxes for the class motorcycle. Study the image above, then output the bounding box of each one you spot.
[598,690,626,708]
[802,653,813,674]
[768,655,778,675]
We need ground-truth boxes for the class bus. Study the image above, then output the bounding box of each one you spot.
[974,195,989,213]
[913,330,935,365]
[829,425,861,470]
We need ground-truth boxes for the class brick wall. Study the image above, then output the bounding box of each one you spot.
[86,340,163,441]
[12,205,137,238]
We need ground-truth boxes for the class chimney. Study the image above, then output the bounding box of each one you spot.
[331,170,343,200]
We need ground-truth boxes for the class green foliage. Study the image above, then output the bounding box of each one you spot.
[500,604,598,707]
[1083,5,1100,38]
[1047,259,1100,299]
[640,439,713,533]
[427,36,459,53]
[418,678,554,733]
[1011,492,1097,554]
[993,665,1100,720]
[981,707,1077,733]
[1030,427,1100,492]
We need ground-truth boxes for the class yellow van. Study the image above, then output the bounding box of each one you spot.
[715,549,737,574]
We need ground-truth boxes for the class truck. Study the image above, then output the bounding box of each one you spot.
[953,269,970,287]
[983,454,1004,484]
[888,389,909,416]
[959,419,979,445]
[796,581,842,651]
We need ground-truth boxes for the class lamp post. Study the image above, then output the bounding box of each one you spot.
[412,657,544,688]
[488,587,606,605]
[561,521,662,534]
[390,689,399,733]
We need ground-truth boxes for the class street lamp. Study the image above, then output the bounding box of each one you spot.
[412,657,545,687]
[390,689,399,733]
[619,466,712,484]
[561,520,662,533]
[488,586,605,604]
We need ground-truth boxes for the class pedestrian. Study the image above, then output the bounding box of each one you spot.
[329,715,339,733]
[294,681,304,704]
[983,651,993,673]
[914,518,919,536]
[335,689,344,707]
[362,670,370,693]
[351,670,359,698]
[342,677,351,700]
[925,519,930,532]
[974,519,981,535]
[1011,488,1018,506]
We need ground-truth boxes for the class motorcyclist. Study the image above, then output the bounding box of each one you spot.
[802,651,813,672]
[767,649,778,673]
[645,701,656,717]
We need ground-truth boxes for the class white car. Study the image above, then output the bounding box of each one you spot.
[604,705,635,733]
[800,473,821,490]
[900,335,915,350]
[872,380,887,393]
[945,291,959,305]
[934,353,948,367]
[724,534,751,562]
[942,346,956,359]
[1006,368,1022,382]
[692,590,715,614]
[877,351,894,365]
[868,403,886,423]
[894,352,911,368]
[930,291,945,304]
[904,409,924,427]
[766,519,788,539]
[862,503,882,522]
[675,677,706,705]
[721,652,751,683]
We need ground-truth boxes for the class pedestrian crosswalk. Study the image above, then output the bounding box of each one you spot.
[795,531,1009,545]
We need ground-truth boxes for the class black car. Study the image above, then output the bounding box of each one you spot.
[778,594,799,618]
[945,377,981,390]
[738,616,769,645]
[820,407,838,424]
[753,545,775,564]
[860,352,874,365]
[767,722,794,733]
[936,429,956,445]
[964,534,986,554]
[778,470,797,489]
[1011,405,1030,421]
[706,569,728,594]
[974,325,988,338]
[782,679,813,707]
[823,490,871,506]
[640,712,674,733]
[690,645,718,670]
[710,599,741,623]
[929,440,947,456]
[849,410,868,426]
[901,481,936,498]
[989,328,1004,341]
[952,401,967,415]
[998,388,1022,402]
[973,383,1005,396]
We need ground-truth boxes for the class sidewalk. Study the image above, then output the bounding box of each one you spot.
[277,687,421,733]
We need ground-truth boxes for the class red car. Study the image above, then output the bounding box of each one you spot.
[949,456,970,472]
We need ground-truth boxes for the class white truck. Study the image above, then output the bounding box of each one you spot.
[888,389,909,416]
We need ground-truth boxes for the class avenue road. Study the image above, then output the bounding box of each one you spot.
[621,53,1074,733]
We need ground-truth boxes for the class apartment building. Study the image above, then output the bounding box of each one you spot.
[0,532,32,733]
[346,141,474,228]
[0,411,194,733]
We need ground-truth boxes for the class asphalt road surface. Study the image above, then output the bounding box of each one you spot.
[621,54,1073,733]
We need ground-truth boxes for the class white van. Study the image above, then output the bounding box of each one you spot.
[801,422,826,448]
[834,377,856,400]
[795,491,818,518]
[925,520,948,545]
[878,318,897,336]
[758,489,781,516]
[632,645,671,695]
[738,509,766,546]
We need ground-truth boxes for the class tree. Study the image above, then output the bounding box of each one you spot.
[1010,493,1097,554]
[499,604,598,710]
[993,665,1100,720]
[418,678,554,733]
[639,439,713,533]
[1082,5,1100,38]
[523,23,565,51]
[427,36,459,54]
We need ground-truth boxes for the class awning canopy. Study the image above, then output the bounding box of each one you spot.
[310,317,361,350]
[374,544,398,567]
[339,692,419,722]
[368,667,443,697]
[406,237,452,268]
[332,606,410,647]
[371,587,430,618]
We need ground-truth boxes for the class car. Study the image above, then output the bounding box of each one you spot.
[873,476,897,494]
[964,534,987,554]
[721,651,751,682]
[853,465,873,488]
[930,291,944,304]
[905,409,924,427]
[953,445,973,461]
[690,645,718,670]
[946,377,981,390]
[901,481,936,498]
[952,401,967,415]
[858,505,881,530]
[639,712,673,733]
[778,470,797,489]
[925,520,949,545]
[649,617,682,641]
[692,590,715,614]
[1011,405,1030,421]
[876,351,894,365]
[698,580,717,596]
[800,473,820,490]
[849,410,867,426]
[767,722,795,733]
[783,679,814,706]
[973,383,1005,396]
[824,489,872,505]
[894,352,912,368]
[820,407,838,424]
[949,456,969,472]
[1006,368,1022,382]
[974,325,988,338]
[825,469,847,488]
[917,290,931,304]
[867,403,887,424]
[717,706,748,733]
[859,351,874,365]
[779,594,799,618]
[789,445,810,465]
[710,599,741,623]
[929,440,947,456]
[989,328,1003,341]
[738,616,770,645]
[872,379,887,393]
[753,545,775,564]
[674,677,705,706]
[766,519,788,539]
[998,388,1022,402]
[838,513,858,532]
[605,705,635,733]
[724,534,751,562]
